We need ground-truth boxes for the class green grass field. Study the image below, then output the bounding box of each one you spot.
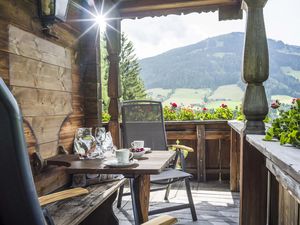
[208,84,244,101]
[147,85,295,109]
[163,88,211,106]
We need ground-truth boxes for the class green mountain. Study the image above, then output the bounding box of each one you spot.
[139,32,300,98]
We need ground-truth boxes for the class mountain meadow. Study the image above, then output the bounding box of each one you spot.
[139,32,300,108]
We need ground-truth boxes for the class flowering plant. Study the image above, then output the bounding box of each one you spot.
[265,98,300,148]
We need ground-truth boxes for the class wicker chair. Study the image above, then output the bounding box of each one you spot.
[117,100,197,221]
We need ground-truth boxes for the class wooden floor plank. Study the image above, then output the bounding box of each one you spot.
[114,181,239,225]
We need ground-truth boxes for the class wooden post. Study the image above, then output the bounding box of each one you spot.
[241,0,269,135]
[80,0,101,127]
[106,4,121,148]
[240,137,268,225]
[230,128,239,192]
[196,125,206,182]
[240,1,269,224]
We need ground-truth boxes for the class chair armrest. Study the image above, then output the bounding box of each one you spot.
[141,215,177,225]
[39,187,89,206]
[169,144,194,152]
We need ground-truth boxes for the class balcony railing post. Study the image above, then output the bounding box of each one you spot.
[241,0,269,135]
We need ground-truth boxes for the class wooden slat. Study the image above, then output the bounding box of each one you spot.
[197,125,206,182]
[167,131,196,140]
[8,25,72,69]
[39,187,89,206]
[47,179,126,225]
[278,184,299,225]
[11,87,72,116]
[119,0,238,17]
[142,215,177,225]
[205,131,230,140]
[9,54,72,92]
[266,159,300,204]
[34,167,70,196]
[240,138,268,225]
[47,151,176,175]
[0,51,9,83]
[25,116,66,144]
[230,128,239,191]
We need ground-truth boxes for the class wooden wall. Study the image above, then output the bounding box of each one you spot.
[0,0,88,195]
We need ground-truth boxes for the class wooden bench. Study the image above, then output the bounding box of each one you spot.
[44,179,126,225]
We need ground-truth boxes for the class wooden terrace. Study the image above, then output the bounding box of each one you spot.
[0,0,299,225]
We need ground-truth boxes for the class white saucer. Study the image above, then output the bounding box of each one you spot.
[104,159,137,168]
[144,147,152,153]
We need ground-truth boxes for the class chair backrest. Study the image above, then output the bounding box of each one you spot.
[121,100,168,150]
[0,78,46,225]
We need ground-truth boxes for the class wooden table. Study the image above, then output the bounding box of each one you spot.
[47,150,176,225]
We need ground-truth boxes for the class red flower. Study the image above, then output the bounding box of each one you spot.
[221,103,227,108]
[203,107,208,111]
[170,102,177,108]
[292,98,300,104]
[271,102,280,109]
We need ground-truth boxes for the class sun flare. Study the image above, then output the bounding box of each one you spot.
[95,15,107,29]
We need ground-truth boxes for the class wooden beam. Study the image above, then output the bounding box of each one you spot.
[219,5,243,21]
[240,137,268,225]
[241,0,269,134]
[119,0,238,14]
[106,1,121,148]
[230,128,239,192]
[196,125,206,182]
[80,0,101,127]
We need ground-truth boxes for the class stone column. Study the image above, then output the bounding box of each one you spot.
[106,5,121,148]
[242,0,269,134]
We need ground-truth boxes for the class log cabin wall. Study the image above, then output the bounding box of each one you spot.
[0,0,91,195]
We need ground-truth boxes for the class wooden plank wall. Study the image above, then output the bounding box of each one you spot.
[0,0,86,195]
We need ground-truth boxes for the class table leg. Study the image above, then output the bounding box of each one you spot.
[130,174,150,225]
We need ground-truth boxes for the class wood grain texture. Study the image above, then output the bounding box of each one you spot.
[266,159,300,204]
[39,187,89,206]
[118,0,241,19]
[197,125,206,181]
[47,179,126,225]
[11,87,72,117]
[246,135,300,184]
[9,54,72,92]
[8,25,72,69]
[240,137,268,225]
[230,128,239,192]
[47,151,176,175]
[25,116,66,144]
[138,175,150,223]
[242,0,269,134]
[278,184,299,225]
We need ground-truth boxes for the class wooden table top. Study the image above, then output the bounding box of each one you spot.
[47,150,176,175]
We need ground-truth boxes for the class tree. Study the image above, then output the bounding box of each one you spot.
[101,33,147,112]
[119,33,147,101]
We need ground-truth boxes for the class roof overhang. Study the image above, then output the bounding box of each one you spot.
[116,0,243,20]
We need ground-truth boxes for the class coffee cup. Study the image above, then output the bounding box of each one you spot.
[131,140,144,149]
[115,149,133,164]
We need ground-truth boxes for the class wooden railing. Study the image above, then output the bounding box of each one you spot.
[105,120,232,183]
[165,120,231,182]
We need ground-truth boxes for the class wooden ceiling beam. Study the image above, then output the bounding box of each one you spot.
[118,0,240,18]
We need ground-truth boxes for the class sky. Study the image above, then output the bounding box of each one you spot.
[121,0,300,59]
